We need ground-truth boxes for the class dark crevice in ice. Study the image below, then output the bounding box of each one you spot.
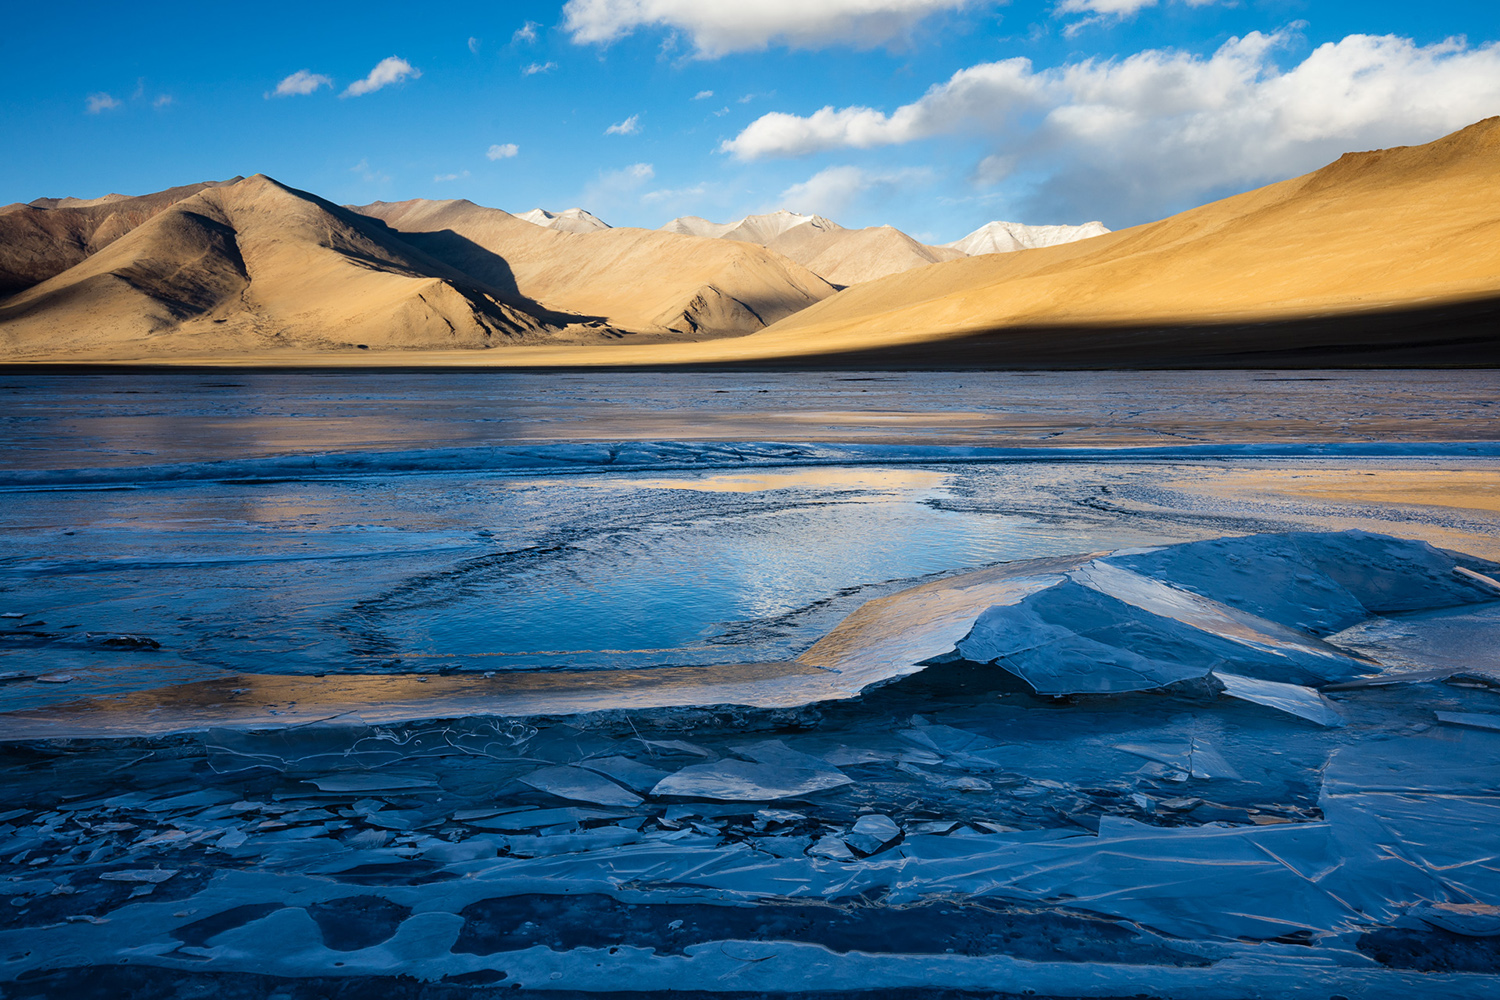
[451,893,1208,965]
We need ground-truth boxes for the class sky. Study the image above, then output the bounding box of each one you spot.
[3,1,1499,242]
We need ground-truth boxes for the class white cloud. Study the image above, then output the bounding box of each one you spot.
[434,170,471,182]
[1055,0,1220,15]
[514,20,540,44]
[487,143,520,160]
[270,69,333,98]
[523,61,557,75]
[694,89,715,100]
[468,37,481,54]
[85,92,121,114]
[605,114,641,135]
[1055,0,1221,38]
[153,94,174,109]
[563,0,982,58]
[780,165,932,218]
[1056,0,1156,14]
[342,57,419,98]
[723,31,1500,223]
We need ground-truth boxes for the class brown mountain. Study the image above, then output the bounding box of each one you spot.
[352,199,834,336]
[0,179,242,297]
[0,175,589,358]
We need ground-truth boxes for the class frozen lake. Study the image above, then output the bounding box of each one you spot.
[1,369,1498,997]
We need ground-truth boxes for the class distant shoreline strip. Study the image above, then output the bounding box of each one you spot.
[2,440,1498,490]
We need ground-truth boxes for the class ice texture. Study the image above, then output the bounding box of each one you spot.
[3,530,1499,995]
[1214,671,1345,727]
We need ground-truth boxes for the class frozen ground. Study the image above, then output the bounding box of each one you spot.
[1,370,1498,998]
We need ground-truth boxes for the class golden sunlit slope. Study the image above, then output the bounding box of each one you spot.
[0,176,588,358]
[730,118,1500,362]
[354,199,835,337]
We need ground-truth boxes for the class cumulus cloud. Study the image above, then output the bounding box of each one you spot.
[723,31,1500,223]
[523,61,557,75]
[605,114,641,135]
[563,0,982,57]
[434,170,471,182]
[487,143,520,160]
[694,89,714,100]
[342,57,419,97]
[514,20,540,43]
[85,92,121,114]
[780,165,932,218]
[268,70,333,98]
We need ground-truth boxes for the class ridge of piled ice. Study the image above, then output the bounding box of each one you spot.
[957,531,1500,696]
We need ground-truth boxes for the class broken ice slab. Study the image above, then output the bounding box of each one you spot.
[578,755,671,793]
[519,765,643,807]
[845,814,902,856]
[463,806,633,832]
[1214,672,1344,727]
[651,759,853,801]
[1071,561,1369,681]
[1106,530,1500,634]
[957,580,1223,694]
[1410,902,1500,937]
[1327,603,1500,680]
[1117,740,1242,781]
[98,869,178,883]
[1435,711,1500,731]
[306,774,439,793]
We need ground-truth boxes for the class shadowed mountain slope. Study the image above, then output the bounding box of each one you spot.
[355,199,835,336]
[724,118,1500,365]
[0,179,243,297]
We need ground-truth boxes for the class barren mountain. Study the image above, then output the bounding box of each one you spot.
[945,220,1110,256]
[0,179,242,297]
[0,175,583,358]
[662,210,964,285]
[356,199,834,336]
[517,207,611,234]
[728,117,1500,365]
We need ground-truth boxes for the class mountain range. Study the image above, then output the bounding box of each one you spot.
[1,118,1497,366]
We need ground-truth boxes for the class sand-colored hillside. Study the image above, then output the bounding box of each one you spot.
[355,199,834,336]
[0,176,584,358]
[4,119,1498,366]
[724,117,1500,363]
[769,225,966,286]
[0,179,242,296]
[661,210,963,286]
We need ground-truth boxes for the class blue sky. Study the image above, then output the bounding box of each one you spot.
[3,1,1498,241]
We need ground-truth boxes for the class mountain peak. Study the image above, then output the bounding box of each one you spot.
[518,208,611,234]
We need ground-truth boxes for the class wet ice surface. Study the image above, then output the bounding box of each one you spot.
[3,371,1500,998]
